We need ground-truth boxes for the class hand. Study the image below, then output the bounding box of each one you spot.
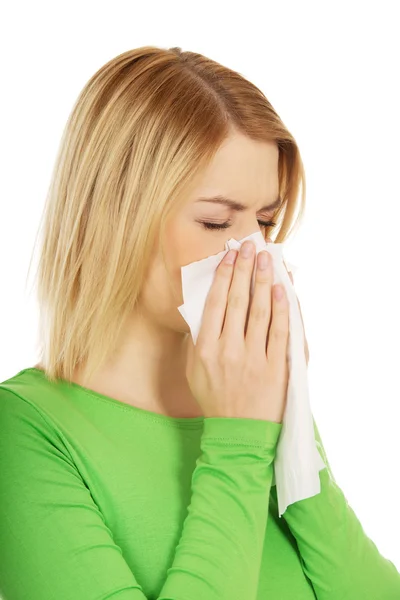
[185,240,290,423]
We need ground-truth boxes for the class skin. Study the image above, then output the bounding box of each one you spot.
[35,128,308,417]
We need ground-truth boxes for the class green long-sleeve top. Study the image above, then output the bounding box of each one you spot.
[0,367,399,600]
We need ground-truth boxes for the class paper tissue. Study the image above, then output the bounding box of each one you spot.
[178,230,326,517]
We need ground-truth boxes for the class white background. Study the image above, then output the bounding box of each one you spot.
[1,0,399,571]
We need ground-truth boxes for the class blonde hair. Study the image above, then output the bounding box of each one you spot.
[26,45,307,386]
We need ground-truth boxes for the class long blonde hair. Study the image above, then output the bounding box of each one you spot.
[26,45,306,386]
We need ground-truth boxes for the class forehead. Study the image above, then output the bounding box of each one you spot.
[189,132,280,208]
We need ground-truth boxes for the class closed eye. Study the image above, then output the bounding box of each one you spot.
[199,219,277,231]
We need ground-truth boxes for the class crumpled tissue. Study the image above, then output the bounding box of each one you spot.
[178,230,326,517]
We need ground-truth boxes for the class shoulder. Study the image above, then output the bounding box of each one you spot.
[0,369,75,466]
[1,368,55,428]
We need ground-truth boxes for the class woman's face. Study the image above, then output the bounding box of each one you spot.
[138,129,281,334]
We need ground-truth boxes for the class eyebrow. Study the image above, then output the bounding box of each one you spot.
[195,194,283,213]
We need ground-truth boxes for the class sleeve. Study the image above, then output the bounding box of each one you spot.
[0,387,282,600]
[269,415,400,600]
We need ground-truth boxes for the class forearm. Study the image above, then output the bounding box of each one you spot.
[159,416,282,600]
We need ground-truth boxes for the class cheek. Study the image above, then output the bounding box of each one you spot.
[159,218,230,306]
[138,257,191,333]
[138,219,231,332]
[142,242,192,320]
[167,218,226,267]
[138,249,183,318]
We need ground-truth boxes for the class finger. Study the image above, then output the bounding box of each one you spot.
[222,241,256,341]
[245,250,273,352]
[266,285,290,371]
[197,249,238,346]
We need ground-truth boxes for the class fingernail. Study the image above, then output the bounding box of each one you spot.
[240,241,254,258]
[274,285,284,301]
[258,251,269,270]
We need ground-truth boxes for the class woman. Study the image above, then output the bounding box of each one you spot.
[1,46,399,600]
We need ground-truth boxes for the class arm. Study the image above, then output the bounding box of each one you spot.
[0,387,281,600]
[269,415,400,599]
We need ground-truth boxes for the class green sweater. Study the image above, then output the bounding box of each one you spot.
[0,367,399,600]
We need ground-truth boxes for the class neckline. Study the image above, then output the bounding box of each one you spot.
[20,367,205,428]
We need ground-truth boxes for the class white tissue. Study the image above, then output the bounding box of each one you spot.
[178,230,326,517]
